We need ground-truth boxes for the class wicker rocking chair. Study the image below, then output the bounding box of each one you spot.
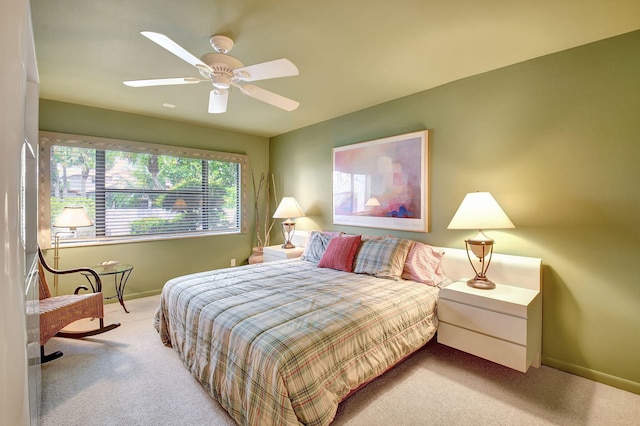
[37,247,121,363]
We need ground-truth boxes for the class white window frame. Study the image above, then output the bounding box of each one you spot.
[38,131,248,248]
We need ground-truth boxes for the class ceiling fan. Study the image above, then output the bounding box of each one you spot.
[124,31,300,113]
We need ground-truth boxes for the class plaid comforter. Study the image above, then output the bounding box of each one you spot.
[156,259,439,426]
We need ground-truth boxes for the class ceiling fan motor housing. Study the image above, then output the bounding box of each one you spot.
[199,53,244,89]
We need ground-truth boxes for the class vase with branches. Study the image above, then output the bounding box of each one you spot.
[250,171,278,263]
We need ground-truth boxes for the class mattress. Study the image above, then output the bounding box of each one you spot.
[155,258,439,425]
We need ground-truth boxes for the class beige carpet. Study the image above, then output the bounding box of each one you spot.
[40,295,639,426]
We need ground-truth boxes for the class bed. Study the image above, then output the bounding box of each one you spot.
[155,231,544,425]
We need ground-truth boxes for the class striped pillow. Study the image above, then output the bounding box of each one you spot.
[318,235,362,272]
[401,242,446,286]
[353,237,414,280]
[300,231,332,263]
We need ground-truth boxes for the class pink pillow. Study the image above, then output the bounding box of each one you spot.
[318,235,362,272]
[401,242,446,286]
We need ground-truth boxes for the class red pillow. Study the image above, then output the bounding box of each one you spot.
[318,235,362,272]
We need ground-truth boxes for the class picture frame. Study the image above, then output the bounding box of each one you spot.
[332,130,429,232]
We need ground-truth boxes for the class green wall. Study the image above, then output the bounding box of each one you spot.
[270,31,640,393]
[39,100,269,300]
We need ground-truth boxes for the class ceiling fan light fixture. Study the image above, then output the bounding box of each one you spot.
[212,74,231,89]
[208,88,229,114]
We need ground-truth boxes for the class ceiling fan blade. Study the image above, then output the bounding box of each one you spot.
[123,77,202,87]
[208,89,229,114]
[234,59,299,82]
[141,31,212,72]
[239,84,299,111]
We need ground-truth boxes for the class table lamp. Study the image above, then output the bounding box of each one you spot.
[272,197,305,249]
[365,197,380,208]
[447,192,515,289]
[52,206,94,295]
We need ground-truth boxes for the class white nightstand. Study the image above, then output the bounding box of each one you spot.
[263,244,305,262]
[437,279,542,373]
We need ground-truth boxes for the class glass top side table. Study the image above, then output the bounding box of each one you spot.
[82,264,134,313]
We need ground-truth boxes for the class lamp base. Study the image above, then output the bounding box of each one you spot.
[280,220,296,250]
[467,275,496,290]
[463,234,496,290]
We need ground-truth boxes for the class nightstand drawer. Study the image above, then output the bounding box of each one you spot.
[439,281,537,318]
[438,299,527,345]
[438,323,529,372]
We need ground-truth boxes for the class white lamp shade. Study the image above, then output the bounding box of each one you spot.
[273,197,305,219]
[365,197,380,207]
[447,192,515,230]
[53,206,94,229]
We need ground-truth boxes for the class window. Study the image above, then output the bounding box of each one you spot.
[333,170,369,215]
[39,132,248,247]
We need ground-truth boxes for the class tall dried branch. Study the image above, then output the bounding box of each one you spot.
[251,170,277,249]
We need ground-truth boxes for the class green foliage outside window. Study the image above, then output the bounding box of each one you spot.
[44,135,245,244]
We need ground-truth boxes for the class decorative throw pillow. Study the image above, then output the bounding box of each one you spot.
[318,234,362,272]
[353,237,414,280]
[300,231,332,263]
[401,242,446,286]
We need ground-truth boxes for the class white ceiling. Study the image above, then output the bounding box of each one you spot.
[31,0,640,138]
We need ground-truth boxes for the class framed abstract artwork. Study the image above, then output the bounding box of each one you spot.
[332,130,429,232]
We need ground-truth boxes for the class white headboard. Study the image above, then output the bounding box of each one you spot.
[291,230,310,248]
[294,231,541,291]
[437,247,542,291]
